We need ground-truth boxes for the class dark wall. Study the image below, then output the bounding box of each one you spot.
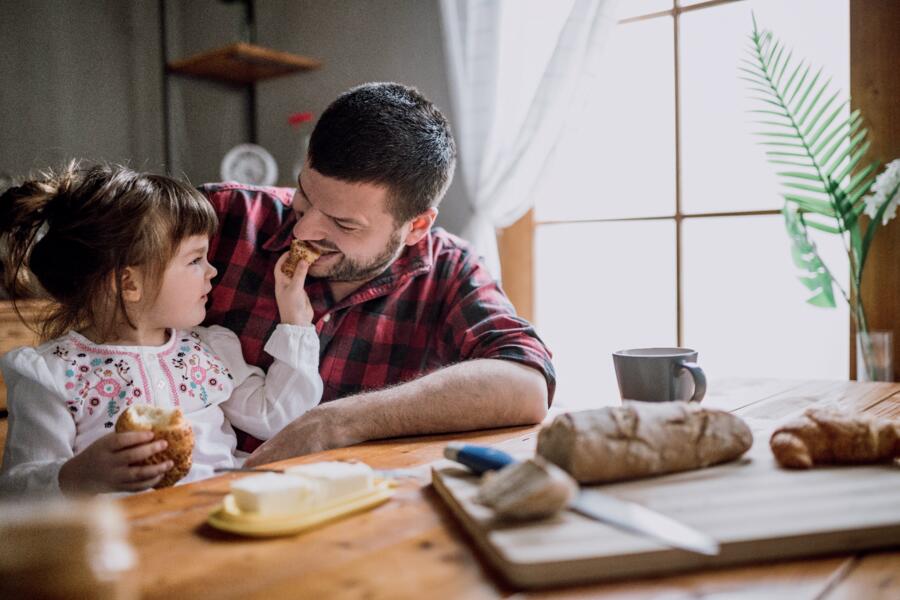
[0,0,164,176]
[0,0,469,233]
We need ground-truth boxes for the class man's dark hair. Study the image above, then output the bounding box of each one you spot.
[308,82,457,224]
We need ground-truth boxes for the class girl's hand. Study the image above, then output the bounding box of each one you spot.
[58,431,173,495]
[274,252,314,326]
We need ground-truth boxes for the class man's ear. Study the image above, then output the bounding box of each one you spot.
[118,267,143,303]
[403,208,438,246]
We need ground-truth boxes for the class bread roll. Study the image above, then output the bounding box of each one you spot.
[115,405,193,488]
[282,239,322,277]
[476,457,577,521]
[770,407,900,468]
[536,401,753,483]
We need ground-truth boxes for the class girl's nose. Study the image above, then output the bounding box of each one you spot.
[207,263,218,279]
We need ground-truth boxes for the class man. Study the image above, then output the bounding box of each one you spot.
[202,82,555,465]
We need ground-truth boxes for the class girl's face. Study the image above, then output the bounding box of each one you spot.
[142,235,217,332]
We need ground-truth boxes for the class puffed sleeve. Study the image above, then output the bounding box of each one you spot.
[0,347,76,496]
[196,325,322,440]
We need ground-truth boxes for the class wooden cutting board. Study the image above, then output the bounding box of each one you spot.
[430,433,900,589]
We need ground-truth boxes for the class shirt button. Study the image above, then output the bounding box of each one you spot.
[157,381,165,389]
[322,314,331,323]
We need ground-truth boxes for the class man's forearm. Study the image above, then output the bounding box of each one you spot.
[336,358,549,443]
[245,359,548,465]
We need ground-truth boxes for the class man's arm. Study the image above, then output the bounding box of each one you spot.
[244,359,548,466]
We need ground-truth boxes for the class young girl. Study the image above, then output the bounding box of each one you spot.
[0,162,322,495]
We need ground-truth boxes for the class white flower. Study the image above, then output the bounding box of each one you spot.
[863,158,900,225]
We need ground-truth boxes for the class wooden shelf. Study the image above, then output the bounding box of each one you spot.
[167,42,322,85]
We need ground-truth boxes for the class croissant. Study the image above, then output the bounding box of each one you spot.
[770,407,900,468]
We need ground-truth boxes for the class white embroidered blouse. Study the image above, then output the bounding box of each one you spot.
[0,324,322,495]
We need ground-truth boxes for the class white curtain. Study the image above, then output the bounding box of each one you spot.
[439,0,619,279]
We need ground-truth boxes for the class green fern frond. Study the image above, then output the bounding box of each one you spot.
[744,14,881,309]
[783,208,836,307]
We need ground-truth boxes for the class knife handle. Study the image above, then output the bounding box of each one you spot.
[444,443,517,475]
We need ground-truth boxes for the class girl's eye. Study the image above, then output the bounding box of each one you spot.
[336,222,355,232]
[190,257,203,265]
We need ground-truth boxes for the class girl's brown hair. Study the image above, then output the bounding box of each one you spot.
[0,161,218,342]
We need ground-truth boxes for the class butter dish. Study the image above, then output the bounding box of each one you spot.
[208,462,395,537]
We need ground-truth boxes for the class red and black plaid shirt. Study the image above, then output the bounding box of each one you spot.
[201,182,556,410]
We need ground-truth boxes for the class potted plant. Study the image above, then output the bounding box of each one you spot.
[743,16,899,381]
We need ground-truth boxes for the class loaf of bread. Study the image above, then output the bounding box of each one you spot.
[281,239,322,277]
[770,407,900,468]
[115,405,194,488]
[536,401,753,483]
[476,457,577,521]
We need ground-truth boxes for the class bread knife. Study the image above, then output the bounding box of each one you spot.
[443,443,720,556]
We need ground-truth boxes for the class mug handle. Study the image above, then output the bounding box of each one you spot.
[679,362,707,403]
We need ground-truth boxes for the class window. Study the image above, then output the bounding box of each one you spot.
[533,0,850,408]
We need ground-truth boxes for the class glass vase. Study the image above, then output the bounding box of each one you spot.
[856,329,894,382]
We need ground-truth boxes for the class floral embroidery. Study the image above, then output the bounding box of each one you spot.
[95,379,122,398]
[56,342,146,420]
[56,329,234,422]
[167,331,232,408]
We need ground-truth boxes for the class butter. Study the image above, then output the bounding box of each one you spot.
[229,462,376,517]
[230,473,320,516]
[285,461,374,502]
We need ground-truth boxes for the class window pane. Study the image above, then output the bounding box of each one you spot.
[679,0,849,214]
[682,215,849,381]
[534,17,675,222]
[620,0,673,19]
[535,221,677,408]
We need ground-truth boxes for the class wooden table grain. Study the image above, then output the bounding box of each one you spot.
[119,378,900,599]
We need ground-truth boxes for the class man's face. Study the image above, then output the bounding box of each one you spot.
[291,167,408,283]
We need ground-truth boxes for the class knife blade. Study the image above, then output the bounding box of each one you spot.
[444,443,719,556]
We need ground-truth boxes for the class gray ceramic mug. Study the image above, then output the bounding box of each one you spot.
[612,347,707,403]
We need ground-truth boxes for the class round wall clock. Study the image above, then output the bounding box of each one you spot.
[220,144,278,186]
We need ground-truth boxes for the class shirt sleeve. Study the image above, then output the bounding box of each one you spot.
[435,249,557,405]
[0,347,75,496]
[197,325,322,440]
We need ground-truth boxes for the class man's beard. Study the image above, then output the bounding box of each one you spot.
[319,228,405,282]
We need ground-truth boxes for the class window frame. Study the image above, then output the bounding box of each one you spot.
[498,0,900,380]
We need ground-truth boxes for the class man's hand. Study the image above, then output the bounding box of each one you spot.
[58,431,173,494]
[273,252,314,326]
[245,404,357,467]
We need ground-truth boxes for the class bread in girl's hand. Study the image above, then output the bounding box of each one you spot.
[536,401,753,483]
[770,407,900,468]
[476,457,577,521]
[115,405,194,488]
[282,239,322,277]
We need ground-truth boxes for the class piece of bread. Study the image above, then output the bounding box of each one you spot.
[770,407,900,469]
[281,239,322,277]
[536,401,753,484]
[476,457,577,521]
[115,405,194,488]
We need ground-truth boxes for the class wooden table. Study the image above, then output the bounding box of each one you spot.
[120,378,900,599]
